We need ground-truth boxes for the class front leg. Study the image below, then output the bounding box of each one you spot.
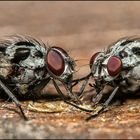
[86,86,119,121]
[88,80,104,106]
[64,83,83,105]
[72,73,91,88]
[52,79,93,112]
[71,73,91,99]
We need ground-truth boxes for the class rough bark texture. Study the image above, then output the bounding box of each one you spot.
[0,1,139,139]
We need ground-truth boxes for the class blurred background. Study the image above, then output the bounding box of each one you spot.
[1,1,140,77]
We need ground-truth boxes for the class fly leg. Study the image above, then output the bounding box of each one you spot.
[52,79,93,112]
[30,77,51,93]
[78,74,91,99]
[64,83,83,105]
[91,92,103,105]
[0,79,28,120]
[86,86,119,121]
[72,73,91,88]
[88,81,103,106]
[71,73,91,99]
[27,77,51,100]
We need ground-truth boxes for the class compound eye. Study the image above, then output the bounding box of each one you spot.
[107,56,122,77]
[52,46,68,56]
[89,52,101,68]
[47,49,65,76]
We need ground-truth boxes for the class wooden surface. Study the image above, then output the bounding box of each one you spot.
[0,1,140,139]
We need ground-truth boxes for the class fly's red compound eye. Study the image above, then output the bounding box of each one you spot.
[89,52,101,68]
[107,56,122,77]
[47,49,65,76]
[52,46,68,56]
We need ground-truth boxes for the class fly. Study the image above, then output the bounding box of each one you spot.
[0,34,83,120]
[71,36,140,120]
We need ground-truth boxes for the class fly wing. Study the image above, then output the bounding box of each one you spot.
[0,34,47,50]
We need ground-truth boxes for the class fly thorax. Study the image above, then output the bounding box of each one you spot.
[20,47,45,69]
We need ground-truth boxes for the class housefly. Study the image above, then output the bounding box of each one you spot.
[72,36,140,120]
[0,34,83,120]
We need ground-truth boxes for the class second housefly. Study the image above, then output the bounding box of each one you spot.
[71,36,140,120]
